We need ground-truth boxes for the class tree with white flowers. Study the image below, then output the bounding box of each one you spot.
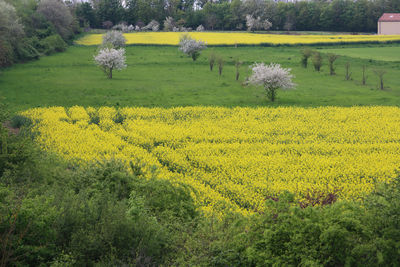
[179,34,206,61]
[248,63,295,102]
[143,20,160,31]
[196,25,205,32]
[94,48,127,79]
[102,30,126,48]
[246,14,272,32]
[164,17,175,31]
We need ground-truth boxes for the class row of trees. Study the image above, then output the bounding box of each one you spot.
[0,0,80,68]
[74,0,400,32]
[301,48,388,90]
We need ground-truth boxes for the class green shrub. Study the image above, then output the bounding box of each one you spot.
[300,48,313,68]
[177,180,400,266]
[0,129,199,266]
[312,51,323,71]
[10,115,32,129]
[0,39,14,67]
[15,39,40,61]
[39,34,67,55]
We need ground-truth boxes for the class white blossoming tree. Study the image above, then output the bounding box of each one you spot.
[143,20,160,32]
[164,16,175,31]
[196,25,205,32]
[102,30,126,48]
[179,34,206,61]
[248,63,295,102]
[94,48,127,79]
[246,14,272,32]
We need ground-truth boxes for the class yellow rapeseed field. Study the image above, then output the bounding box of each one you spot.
[75,32,400,46]
[23,106,400,215]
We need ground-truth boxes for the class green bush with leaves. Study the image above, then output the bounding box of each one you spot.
[39,34,67,55]
[0,127,198,266]
[177,179,400,266]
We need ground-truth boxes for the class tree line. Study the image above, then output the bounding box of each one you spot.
[75,0,400,32]
[1,0,400,69]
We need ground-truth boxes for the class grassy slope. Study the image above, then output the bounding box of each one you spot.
[321,46,400,61]
[1,45,400,112]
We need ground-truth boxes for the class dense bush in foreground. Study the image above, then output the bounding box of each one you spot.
[177,181,400,266]
[0,114,198,265]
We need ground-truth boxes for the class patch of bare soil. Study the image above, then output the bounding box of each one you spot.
[2,121,20,135]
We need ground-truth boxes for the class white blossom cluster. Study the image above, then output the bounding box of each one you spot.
[142,20,159,31]
[112,23,135,33]
[196,25,205,32]
[163,16,175,31]
[173,26,192,32]
[246,14,272,31]
[102,30,126,48]
[94,48,127,78]
[179,34,206,61]
[248,63,294,91]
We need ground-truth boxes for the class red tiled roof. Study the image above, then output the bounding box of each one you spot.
[379,13,400,22]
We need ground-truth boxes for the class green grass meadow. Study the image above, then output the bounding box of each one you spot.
[321,46,400,62]
[1,45,400,112]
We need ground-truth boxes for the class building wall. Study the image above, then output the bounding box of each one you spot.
[378,21,400,35]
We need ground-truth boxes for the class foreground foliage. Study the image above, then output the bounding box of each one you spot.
[23,106,400,216]
[0,128,197,266]
[75,32,400,46]
[1,114,400,266]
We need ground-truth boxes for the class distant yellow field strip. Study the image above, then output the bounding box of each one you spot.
[23,106,400,215]
[76,32,400,46]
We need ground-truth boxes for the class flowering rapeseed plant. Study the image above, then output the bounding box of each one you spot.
[76,32,400,46]
[23,106,400,216]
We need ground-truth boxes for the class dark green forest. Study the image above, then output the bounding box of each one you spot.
[77,0,399,32]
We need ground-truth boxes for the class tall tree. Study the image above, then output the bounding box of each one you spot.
[97,0,124,25]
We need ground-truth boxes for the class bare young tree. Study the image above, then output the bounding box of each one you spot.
[94,48,127,79]
[373,69,387,90]
[312,52,323,72]
[327,53,339,75]
[248,63,295,102]
[209,52,216,71]
[217,56,224,76]
[300,48,312,68]
[179,34,206,61]
[345,62,352,80]
[235,59,243,81]
[362,65,368,85]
